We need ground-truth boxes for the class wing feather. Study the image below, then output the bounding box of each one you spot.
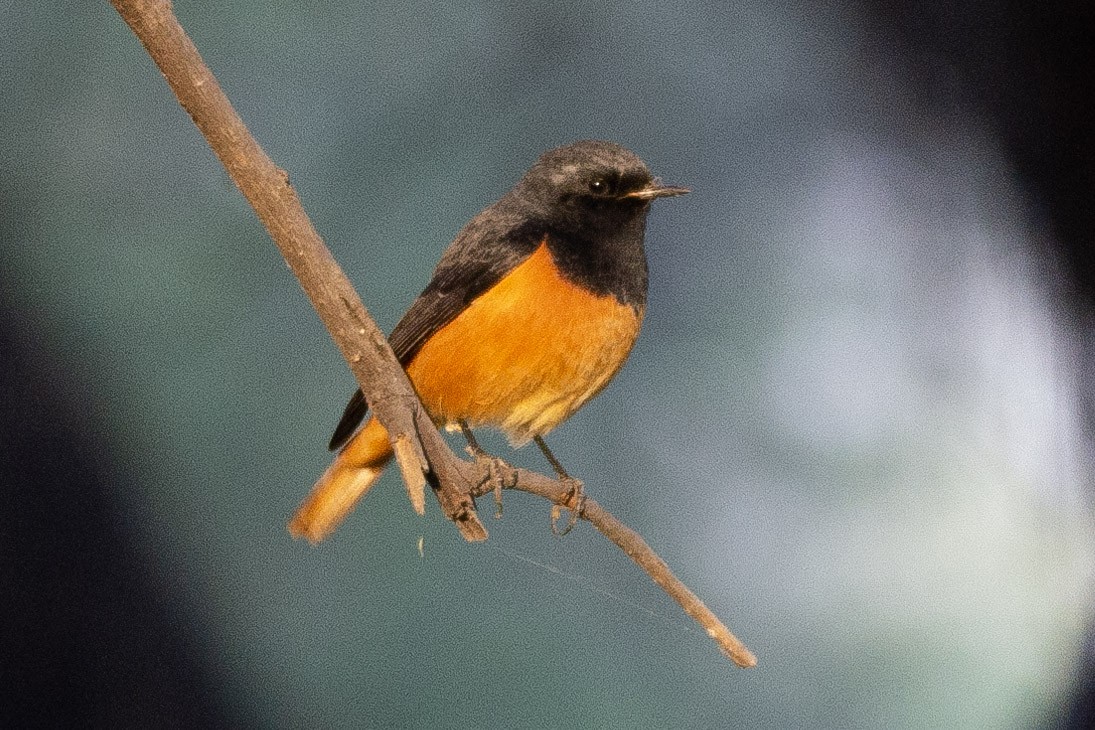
[327,212,542,451]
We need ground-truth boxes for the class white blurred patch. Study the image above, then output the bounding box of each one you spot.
[639,126,1095,723]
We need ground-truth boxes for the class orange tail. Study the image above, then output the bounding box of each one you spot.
[289,416,393,543]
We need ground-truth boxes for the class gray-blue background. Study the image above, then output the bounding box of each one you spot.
[3,2,1092,727]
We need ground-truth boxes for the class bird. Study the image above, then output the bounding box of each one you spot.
[289,140,688,542]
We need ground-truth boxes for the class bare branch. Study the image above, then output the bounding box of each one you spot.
[108,0,483,540]
[108,0,756,668]
[465,460,757,667]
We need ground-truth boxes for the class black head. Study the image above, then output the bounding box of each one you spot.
[502,140,689,234]
[489,141,686,308]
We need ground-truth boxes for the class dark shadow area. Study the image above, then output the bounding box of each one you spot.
[861,0,1095,349]
[0,287,238,728]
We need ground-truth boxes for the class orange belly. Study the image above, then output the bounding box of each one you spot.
[404,242,643,444]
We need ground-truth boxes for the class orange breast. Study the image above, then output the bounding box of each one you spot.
[405,242,643,444]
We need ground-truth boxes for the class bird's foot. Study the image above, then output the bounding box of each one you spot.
[465,446,513,519]
[551,476,585,536]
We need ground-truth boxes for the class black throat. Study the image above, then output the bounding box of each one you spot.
[502,211,650,311]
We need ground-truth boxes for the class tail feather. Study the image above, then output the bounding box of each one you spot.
[289,416,393,543]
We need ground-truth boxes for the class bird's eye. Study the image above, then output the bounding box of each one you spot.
[588,178,611,195]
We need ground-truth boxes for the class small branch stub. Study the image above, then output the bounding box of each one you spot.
[393,434,427,515]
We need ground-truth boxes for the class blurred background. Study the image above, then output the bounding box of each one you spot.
[2,1,1093,727]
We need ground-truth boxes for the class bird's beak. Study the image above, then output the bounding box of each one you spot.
[625,180,691,201]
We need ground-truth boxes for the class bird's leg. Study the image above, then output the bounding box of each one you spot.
[459,420,507,518]
[534,436,584,536]
[458,420,486,458]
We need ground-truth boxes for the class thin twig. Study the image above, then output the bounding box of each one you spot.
[465,459,757,667]
[108,0,756,668]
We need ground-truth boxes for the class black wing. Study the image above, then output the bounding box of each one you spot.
[327,389,369,451]
[327,211,543,451]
